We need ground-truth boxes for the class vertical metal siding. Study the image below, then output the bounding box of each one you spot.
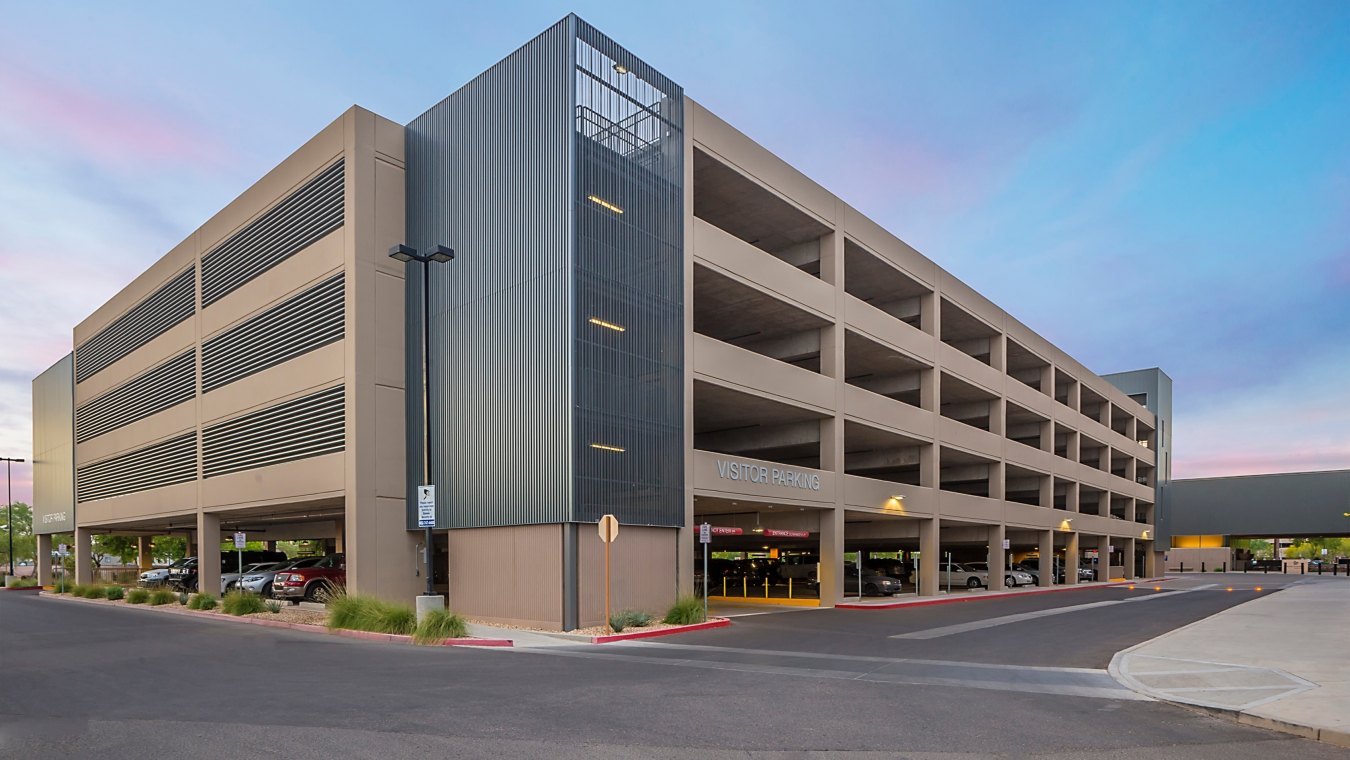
[571,20,685,528]
[31,354,75,534]
[405,18,575,529]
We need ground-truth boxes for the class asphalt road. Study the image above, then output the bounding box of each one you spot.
[1,576,1344,759]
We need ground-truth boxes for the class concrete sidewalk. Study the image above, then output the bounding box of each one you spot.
[1111,576,1350,747]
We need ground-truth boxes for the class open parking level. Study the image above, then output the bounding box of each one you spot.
[6,574,1348,758]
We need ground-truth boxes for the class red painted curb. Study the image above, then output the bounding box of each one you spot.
[590,618,730,644]
[1,585,43,593]
[37,592,513,647]
[836,577,1175,610]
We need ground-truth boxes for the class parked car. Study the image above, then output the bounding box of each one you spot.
[965,561,1035,588]
[777,554,819,581]
[938,562,988,589]
[221,562,287,594]
[862,558,910,581]
[806,563,903,596]
[138,557,191,588]
[1013,557,1079,584]
[272,553,345,603]
[238,556,326,598]
[724,558,783,586]
[169,550,288,592]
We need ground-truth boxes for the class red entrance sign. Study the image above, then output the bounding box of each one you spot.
[709,526,743,536]
[762,529,810,538]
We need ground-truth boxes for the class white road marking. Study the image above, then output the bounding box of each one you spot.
[891,585,1218,640]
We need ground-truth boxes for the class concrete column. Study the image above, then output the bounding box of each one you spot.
[918,517,939,596]
[990,334,1006,372]
[36,533,53,586]
[988,398,1005,436]
[920,291,938,337]
[74,526,93,585]
[1097,490,1111,517]
[920,367,938,412]
[1038,475,1053,509]
[1065,482,1080,514]
[1122,537,1137,579]
[818,507,845,607]
[197,512,221,597]
[919,442,938,488]
[1097,535,1112,581]
[265,540,276,552]
[1064,532,1080,585]
[334,520,346,553]
[1038,530,1054,587]
[986,524,1006,591]
[988,461,1005,501]
[1125,498,1137,524]
[1067,431,1080,462]
[1039,420,1053,452]
[1067,381,1081,413]
[137,536,153,571]
[1039,365,1054,397]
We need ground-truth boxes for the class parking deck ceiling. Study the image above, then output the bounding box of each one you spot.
[692,148,832,254]
[843,239,931,304]
[693,379,829,433]
[939,299,998,342]
[76,498,344,535]
[844,330,929,378]
[693,264,830,344]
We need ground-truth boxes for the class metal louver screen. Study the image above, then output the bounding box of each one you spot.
[202,273,345,392]
[75,350,196,443]
[202,384,345,478]
[75,268,195,383]
[201,160,345,306]
[76,433,197,503]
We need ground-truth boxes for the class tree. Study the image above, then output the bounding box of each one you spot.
[152,536,187,562]
[96,536,141,565]
[0,502,36,566]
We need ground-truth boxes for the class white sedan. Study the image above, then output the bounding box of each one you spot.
[964,561,1035,588]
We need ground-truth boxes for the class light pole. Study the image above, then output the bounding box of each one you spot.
[2,457,24,576]
[388,244,454,599]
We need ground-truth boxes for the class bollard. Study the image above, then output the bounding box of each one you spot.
[1301,563,1305,575]
[789,577,793,599]
[1201,561,1206,573]
[1282,563,1286,574]
[1244,562,1248,573]
[1221,562,1226,573]
[1179,562,1185,574]
[742,577,748,597]
[1318,563,1322,575]
[1264,564,1268,573]
[722,577,727,597]
[764,578,769,599]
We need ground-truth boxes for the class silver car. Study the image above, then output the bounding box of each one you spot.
[138,558,190,588]
[222,562,286,594]
[237,556,324,598]
[965,561,1035,588]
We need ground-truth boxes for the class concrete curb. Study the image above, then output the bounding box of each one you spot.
[1106,591,1349,748]
[0,585,43,593]
[589,618,730,644]
[38,591,513,648]
[836,577,1174,610]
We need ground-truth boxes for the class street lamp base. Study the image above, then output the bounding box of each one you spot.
[415,594,446,624]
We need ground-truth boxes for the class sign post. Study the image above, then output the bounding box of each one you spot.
[233,532,246,578]
[598,514,619,632]
[698,523,711,620]
[57,543,68,593]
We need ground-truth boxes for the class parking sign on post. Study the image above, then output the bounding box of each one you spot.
[233,532,246,549]
[699,523,711,621]
[417,485,436,528]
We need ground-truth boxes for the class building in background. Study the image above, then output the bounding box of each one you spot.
[30,15,1164,629]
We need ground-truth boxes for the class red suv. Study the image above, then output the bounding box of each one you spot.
[271,553,344,603]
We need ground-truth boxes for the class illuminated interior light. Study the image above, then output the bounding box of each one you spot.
[590,443,626,453]
[613,63,628,74]
[587,194,624,214]
[588,317,626,332]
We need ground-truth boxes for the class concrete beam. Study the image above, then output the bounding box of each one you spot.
[846,447,922,471]
[739,330,821,365]
[696,420,821,454]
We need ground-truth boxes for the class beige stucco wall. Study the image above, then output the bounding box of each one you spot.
[447,524,564,629]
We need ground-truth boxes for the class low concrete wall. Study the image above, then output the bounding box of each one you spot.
[1166,547,1233,572]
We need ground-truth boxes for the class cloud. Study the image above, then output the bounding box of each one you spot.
[0,59,229,170]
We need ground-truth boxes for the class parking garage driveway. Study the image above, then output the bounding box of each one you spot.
[631,577,1299,670]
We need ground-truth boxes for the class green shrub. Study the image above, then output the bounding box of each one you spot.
[148,589,177,606]
[187,593,217,611]
[413,609,468,644]
[221,590,267,616]
[126,588,150,604]
[5,577,39,588]
[609,609,653,632]
[327,593,416,635]
[177,592,190,605]
[663,595,706,625]
[68,584,89,598]
[104,586,125,601]
[77,584,105,599]
[265,600,283,614]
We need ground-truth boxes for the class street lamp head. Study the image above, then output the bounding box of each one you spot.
[388,244,416,263]
[427,245,455,264]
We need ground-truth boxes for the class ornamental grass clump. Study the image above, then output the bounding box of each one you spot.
[412,609,468,644]
[5,577,39,588]
[186,593,217,611]
[326,592,416,635]
[104,586,125,601]
[608,609,653,633]
[662,595,706,625]
[148,589,177,606]
[126,588,150,604]
[221,590,267,616]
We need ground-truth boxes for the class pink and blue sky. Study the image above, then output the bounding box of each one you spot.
[2,1,1348,503]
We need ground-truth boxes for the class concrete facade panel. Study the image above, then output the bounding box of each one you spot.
[199,232,344,338]
[844,475,936,517]
[693,450,835,506]
[198,340,345,425]
[74,318,195,404]
[693,333,835,414]
[31,354,75,534]
[75,400,195,466]
[842,295,937,364]
[446,523,563,628]
[578,524,679,629]
[693,218,835,318]
[842,385,936,441]
[200,451,345,510]
[75,483,198,527]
